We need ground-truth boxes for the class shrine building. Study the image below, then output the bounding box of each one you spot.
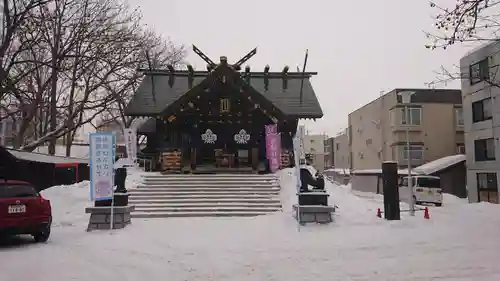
[124,46,323,173]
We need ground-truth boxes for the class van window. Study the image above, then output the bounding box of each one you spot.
[401,177,416,187]
[417,177,440,188]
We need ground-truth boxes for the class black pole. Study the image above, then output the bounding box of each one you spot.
[382,161,400,220]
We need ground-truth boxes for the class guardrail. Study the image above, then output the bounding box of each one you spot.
[137,155,154,172]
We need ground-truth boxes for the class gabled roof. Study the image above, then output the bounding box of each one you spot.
[124,67,323,118]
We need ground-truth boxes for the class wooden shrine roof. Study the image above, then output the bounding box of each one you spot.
[124,66,323,119]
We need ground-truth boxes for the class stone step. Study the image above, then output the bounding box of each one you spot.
[131,211,274,218]
[134,202,282,209]
[131,187,279,193]
[132,206,281,213]
[142,179,277,185]
[130,191,279,196]
[142,174,276,179]
[128,194,277,200]
[129,198,281,204]
[137,184,278,188]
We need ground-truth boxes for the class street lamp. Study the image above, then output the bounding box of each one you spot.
[398,91,415,216]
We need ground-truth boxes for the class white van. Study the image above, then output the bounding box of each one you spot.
[399,175,443,207]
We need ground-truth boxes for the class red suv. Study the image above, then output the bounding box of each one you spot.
[0,180,52,242]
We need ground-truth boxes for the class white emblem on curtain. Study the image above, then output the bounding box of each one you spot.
[201,129,217,144]
[234,129,250,144]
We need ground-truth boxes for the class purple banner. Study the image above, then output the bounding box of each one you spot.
[265,124,281,173]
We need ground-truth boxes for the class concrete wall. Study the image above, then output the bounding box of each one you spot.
[460,41,500,203]
[348,91,397,170]
[350,174,381,194]
[303,134,326,172]
[333,131,350,169]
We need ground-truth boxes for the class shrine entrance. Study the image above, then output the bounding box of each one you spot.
[128,45,324,174]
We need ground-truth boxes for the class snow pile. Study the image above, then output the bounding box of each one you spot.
[443,193,468,206]
[125,165,148,190]
[3,169,500,280]
[41,181,92,227]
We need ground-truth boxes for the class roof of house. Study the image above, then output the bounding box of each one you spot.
[7,148,88,164]
[410,154,466,175]
[124,66,323,118]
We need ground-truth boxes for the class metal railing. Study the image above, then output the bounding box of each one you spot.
[136,155,155,172]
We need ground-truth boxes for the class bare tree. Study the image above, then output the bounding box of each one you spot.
[98,31,185,131]
[1,0,185,155]
[425,1,500,87]
[426,0,500,49]
[0,0,51,101]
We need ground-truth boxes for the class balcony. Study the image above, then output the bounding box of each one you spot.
[391,131,424,144]
[390,106,423,132]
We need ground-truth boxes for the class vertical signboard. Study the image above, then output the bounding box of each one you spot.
[265,124,281,173]
[123,128,137,162]
[89,132,115,201]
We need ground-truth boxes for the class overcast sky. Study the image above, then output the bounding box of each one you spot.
[128,0,473,136]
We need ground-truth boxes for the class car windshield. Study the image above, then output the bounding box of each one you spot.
[0,184,39,198]
[417,177,440,188]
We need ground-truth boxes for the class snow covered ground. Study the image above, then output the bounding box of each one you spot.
[2,168,500,281]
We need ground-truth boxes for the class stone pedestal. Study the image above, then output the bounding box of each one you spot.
[298,192,329,206]
[94,193,130,207]
[85,205,135,231]
[293,204,336,224]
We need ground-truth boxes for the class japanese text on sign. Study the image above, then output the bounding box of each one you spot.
[90,133,115,201]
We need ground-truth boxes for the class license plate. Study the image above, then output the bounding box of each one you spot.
[8,205,26,214]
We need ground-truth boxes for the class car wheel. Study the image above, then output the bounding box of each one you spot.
[435,203,442,207]
[33,226,51,243]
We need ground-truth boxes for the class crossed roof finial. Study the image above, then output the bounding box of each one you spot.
[192,45,257,71]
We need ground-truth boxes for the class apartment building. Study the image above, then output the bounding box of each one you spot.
[303,133,327,172]
[324,137,334,169]
[333,129,350,169]
[460,42,500,204]
[348,88,464,170]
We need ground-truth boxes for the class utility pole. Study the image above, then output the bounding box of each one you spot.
[399,91,415,216]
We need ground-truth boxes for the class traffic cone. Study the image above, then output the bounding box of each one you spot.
[424,207,430,220]
[377,208,382,218]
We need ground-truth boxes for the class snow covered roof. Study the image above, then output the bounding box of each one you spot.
[34,145,90,159]
[412,154,466,175]
[7,149,88,164]
[351,169,412,176]
[325,168,351,175]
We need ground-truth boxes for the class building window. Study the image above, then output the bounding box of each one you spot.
[336,143,339,151]
[477,172,498,203]
[455,107,464,126]
[472,97,492,123]
[401,145,424,160]
[457,144,466,154]
[469,58,489,85]
[474,138,496,161]
[400,107,421,125]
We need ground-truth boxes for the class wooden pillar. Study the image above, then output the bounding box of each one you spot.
[191,147,197,170]
[252,147,259,170]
